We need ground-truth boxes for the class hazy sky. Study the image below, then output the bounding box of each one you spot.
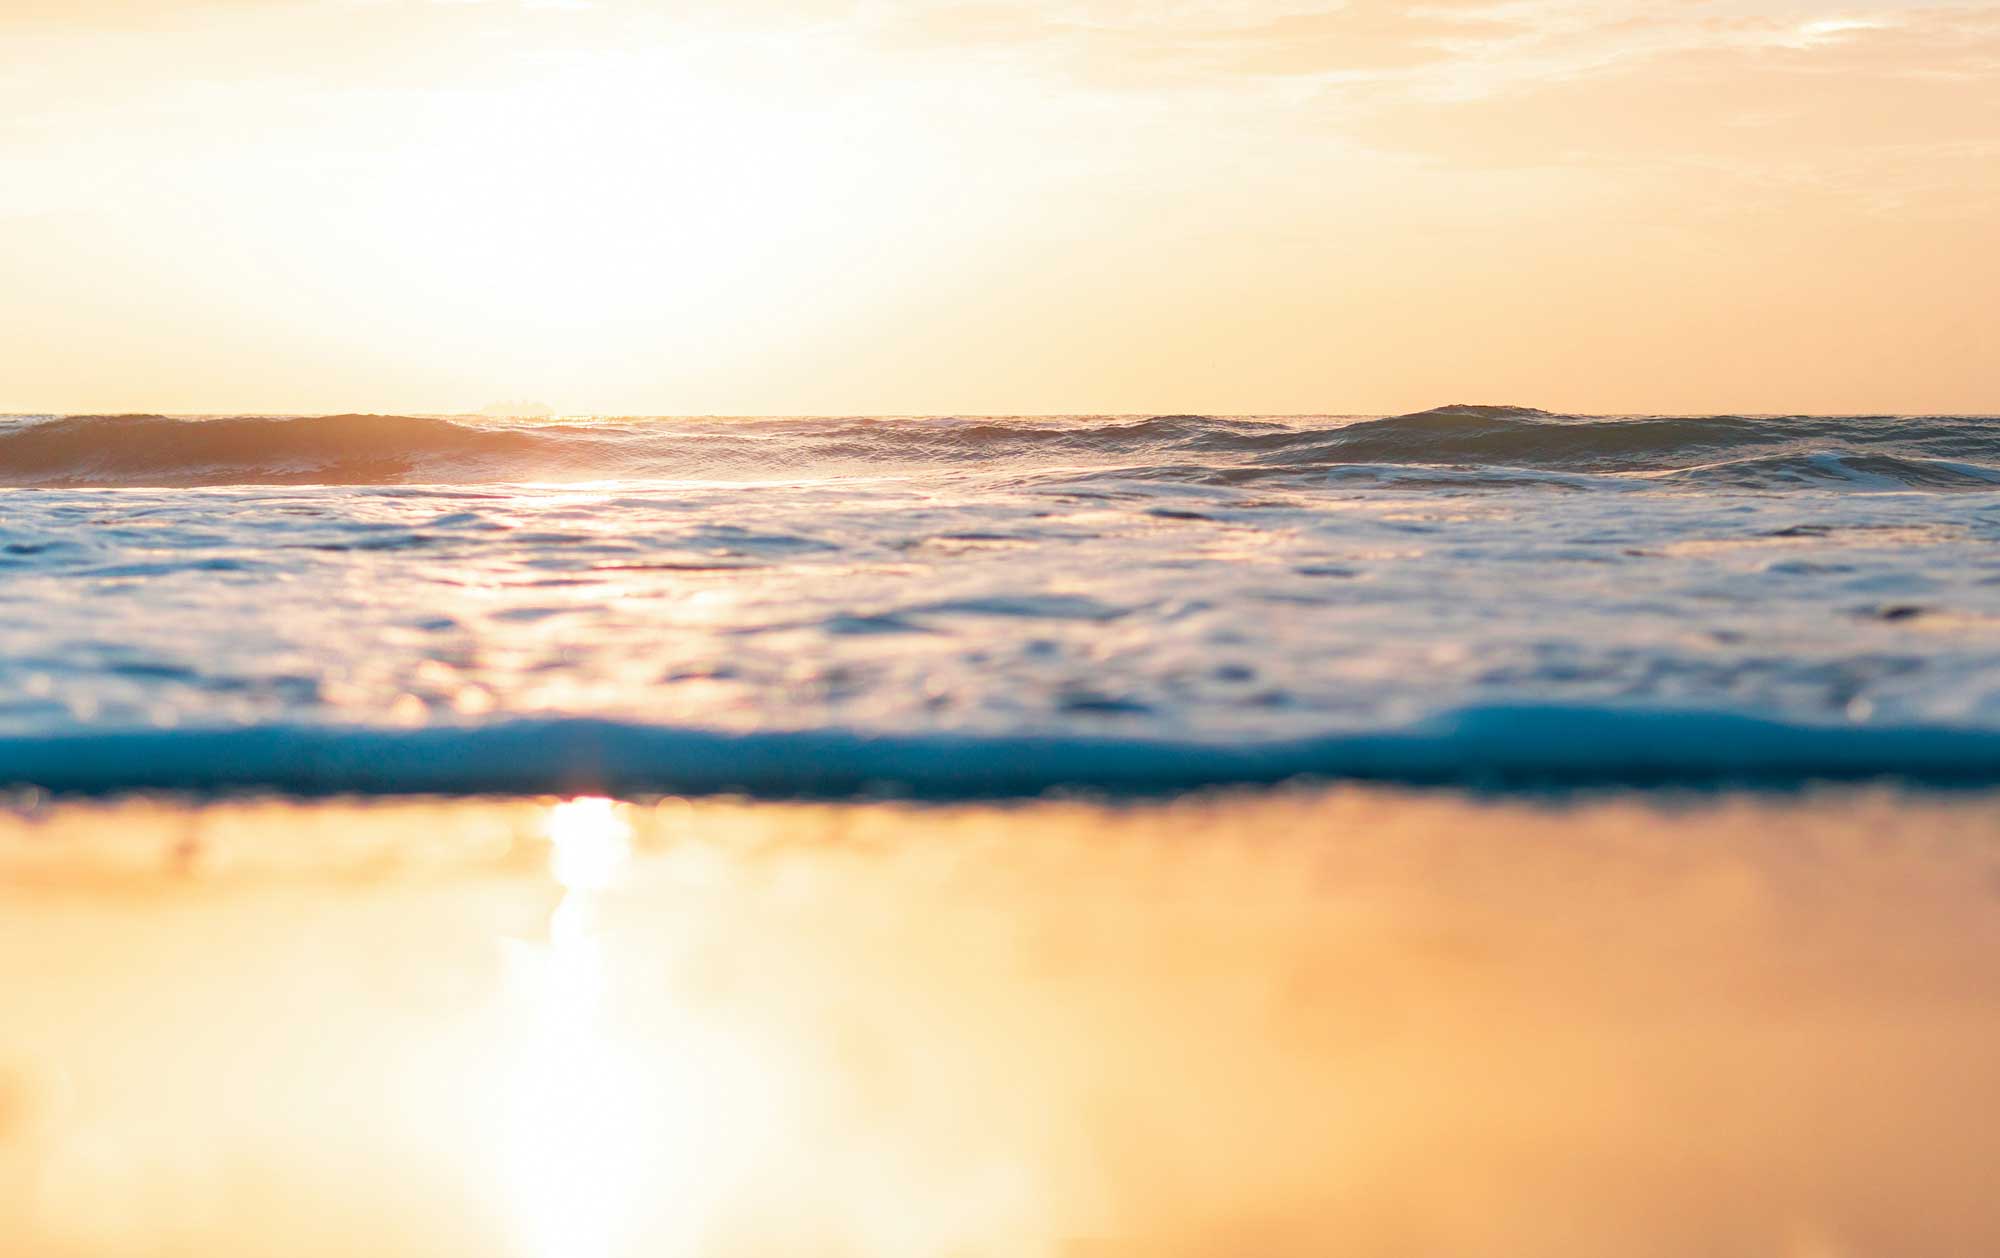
[3,0,1995,415]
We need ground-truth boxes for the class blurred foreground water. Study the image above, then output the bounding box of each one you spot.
[3,787,1997,1257]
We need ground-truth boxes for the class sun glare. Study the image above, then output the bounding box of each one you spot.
[545,797,634,892]
[499,797,1066,1258]
[326,47,950,396]
[508,797,661,1258]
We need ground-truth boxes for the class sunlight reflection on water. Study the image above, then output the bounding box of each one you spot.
[6,790,2000,1256]
[499,797,1062,1258]
[506,798,641,1258]
[507,797,751,1258]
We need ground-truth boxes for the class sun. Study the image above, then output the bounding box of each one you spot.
[320,44,940,395]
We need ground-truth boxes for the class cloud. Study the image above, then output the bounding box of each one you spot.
[8,0,1997,199]
[851,1,2000,204]
[875,1,1527,84]
[1347,7,2000,179]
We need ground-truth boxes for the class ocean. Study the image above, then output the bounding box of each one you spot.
[8,408,2000,1257]
[3,405,1999,794]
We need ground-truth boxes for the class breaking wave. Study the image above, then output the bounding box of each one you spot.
[4,406,1998,490]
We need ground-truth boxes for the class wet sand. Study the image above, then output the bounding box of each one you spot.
[3,787,1998,1257]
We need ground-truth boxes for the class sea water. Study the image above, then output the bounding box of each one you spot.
[3,405,1998,794]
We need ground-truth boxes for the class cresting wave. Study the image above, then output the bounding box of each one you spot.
[6,706,2000,797]
[5,406,1999,490]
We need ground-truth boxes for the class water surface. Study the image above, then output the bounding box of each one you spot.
[4,406,1997,792]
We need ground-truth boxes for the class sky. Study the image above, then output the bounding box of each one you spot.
[2,0,1995,415]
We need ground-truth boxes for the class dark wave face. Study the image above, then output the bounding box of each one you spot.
[4,406,1999,489]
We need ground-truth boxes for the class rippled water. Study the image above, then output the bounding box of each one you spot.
[3,406,1999,793]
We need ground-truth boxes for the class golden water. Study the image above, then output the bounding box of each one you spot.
[3,788,1997,1256]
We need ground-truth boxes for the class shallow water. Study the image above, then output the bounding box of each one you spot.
[3,407,1999,793]
[4,788,1999,1257]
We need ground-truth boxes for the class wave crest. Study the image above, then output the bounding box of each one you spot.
[0,413,557,487]
[3,408,1997,490]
